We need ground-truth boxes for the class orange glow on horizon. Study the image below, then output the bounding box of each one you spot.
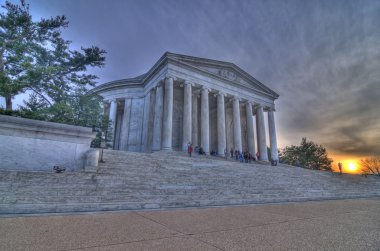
[330,153,363,174]
[343,160,359,173]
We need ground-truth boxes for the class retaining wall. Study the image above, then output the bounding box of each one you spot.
[0,115,96,171]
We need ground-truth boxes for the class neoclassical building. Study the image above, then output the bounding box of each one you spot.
[90,52,279,161]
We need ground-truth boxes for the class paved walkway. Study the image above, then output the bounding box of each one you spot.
[1,198,379,251]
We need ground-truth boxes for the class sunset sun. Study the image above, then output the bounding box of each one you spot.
[348,162,357,172]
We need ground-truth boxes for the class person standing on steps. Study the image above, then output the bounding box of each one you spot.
[230,148,234,158]
[248,153,253,163]
[338,162,343,175]
[188,143,193,157]
[256,151,260,161]
[239,152,244,162]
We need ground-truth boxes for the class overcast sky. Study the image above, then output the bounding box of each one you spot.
[2,0,380,160]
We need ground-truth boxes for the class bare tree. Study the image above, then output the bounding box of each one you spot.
[360,157,380,176]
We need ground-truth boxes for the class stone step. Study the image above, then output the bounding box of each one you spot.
[1,149,379,214]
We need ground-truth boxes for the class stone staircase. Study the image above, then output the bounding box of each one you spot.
[1,150,380,214]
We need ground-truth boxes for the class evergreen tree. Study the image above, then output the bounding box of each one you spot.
[0,0,106,112]
[279,138,333,171]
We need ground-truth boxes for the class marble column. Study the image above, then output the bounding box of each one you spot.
[201,88,210,154]
[108,100,117,149]
[119,98,132,151]
[245,102,255,155]
[152,84,163,151]
[268,109,279,161]
[233,97,242,153]
[217,92,226,156]
[162,77,173,150]
[256,105,268,161]
[191,93,198,147]
[182,82,192,151]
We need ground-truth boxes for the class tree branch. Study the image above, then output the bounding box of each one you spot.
[27,87,52,106]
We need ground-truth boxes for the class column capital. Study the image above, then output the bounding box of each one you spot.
[164,75,176,82]
[254,103,263,109]
[155,81,163,88]
[201,87,210,92]
[263,106,273,112]
[106,98,117,104]
[180,80,193,87]
[218,91,226,97]
[268,104,276,112]
[233,96,241,101]
[246,101,254,106]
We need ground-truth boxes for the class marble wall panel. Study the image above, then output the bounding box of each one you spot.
[197,95,201,147]
[209,95,218,153]
[240,104,248,152]
[141,92,152,152]
[172,85,184,150]
[225,101,234,151]
[114,103,124,150]
[146,89,156,152]
[127,98,144,151]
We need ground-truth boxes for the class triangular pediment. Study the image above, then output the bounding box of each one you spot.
[166,53,279,98]
[90,52,279,99]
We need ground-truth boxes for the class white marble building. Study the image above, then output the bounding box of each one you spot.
[90,52,279,161]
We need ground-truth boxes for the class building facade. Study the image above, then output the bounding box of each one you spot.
[90,52,279,161]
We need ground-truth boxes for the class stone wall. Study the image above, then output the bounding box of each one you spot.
[0,115,96,171]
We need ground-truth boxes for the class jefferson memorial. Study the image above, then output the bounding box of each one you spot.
[90,52,279,161]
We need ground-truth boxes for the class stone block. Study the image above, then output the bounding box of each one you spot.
[0,115,96,171]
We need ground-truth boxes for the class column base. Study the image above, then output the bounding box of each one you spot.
[161,147,173,151]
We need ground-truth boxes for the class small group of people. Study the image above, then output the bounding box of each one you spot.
[229,148,257,163]
[187,144,278,167]
[187,143,206,157]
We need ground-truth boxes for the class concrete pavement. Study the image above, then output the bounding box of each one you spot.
[1,198,379,250]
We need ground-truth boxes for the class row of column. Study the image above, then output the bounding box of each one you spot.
[107,77,278,162]
[152,77,278,161]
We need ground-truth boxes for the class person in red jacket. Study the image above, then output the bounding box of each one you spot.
[188,143,193,157]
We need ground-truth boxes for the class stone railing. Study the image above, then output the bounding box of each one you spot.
[0,115,98,172]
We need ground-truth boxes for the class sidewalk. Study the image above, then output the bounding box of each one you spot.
[1,198,379,250]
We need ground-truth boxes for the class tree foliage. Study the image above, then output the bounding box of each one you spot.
[0,0,106,111]
[279,138,333,171]
[0,0,108,147]
[360,157,380,176]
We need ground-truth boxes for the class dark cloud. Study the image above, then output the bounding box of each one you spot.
[4,0,380,157]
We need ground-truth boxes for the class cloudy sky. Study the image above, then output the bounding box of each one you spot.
[2,0,380,163]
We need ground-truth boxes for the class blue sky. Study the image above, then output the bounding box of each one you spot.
[2,0,380,159]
